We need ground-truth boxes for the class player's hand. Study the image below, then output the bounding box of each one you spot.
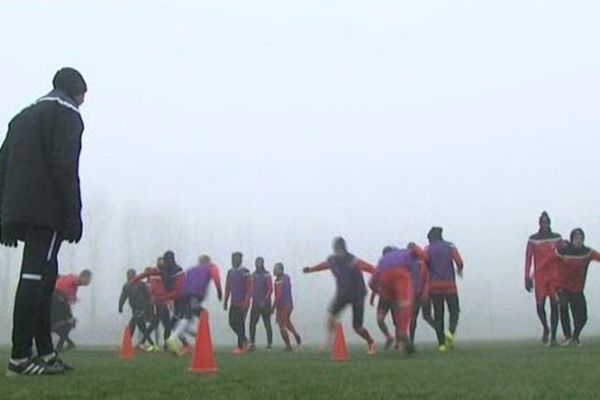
[0,224,18,248]
[525,278,534,292]
[118,308,123,314]
[63,215,83,244]
[217,291,223,302]
[223,303,228,311]
[457,269,463,279]
[302,267,311,274]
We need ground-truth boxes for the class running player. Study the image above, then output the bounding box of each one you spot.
[145,258,170,349]
[524,211,562,346]
[52,270,92,352]
[555,228,600,346]
[224,252,252,355]
[249,257,274,351]
[426,227,464,353]
[118,269,155,351]
[272,263,302,351]
[369,246,398,350]
[303,237,377,355]
[370,244,426,353]
[166,255,222,356]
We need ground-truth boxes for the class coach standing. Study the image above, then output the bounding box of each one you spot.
[0,68,87,376]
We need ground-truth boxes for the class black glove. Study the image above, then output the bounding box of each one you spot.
[63,215,83,244]
[525,278,534,292]
[0,223,18,248]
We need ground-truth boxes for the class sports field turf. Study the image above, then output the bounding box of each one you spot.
[2,340,600,400]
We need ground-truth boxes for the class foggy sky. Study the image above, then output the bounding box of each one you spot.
[1,0,599,346]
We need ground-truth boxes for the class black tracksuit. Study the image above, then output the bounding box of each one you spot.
[0,89,84,359]
[119,282,153,344]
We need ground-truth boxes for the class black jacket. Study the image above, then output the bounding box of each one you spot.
[0,89,84,236]
[119,282,151,312]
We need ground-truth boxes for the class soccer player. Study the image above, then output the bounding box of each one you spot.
[166,255,222,356]
[52,270,93,353]
[118,269,156,351]
[133,253,185,350]
[272,263,302,351]
[426,227,464,353]
[524,211,562,346]
[369,246,398,350]
[1,68,87,376]
[224,252,252,355]
[555,228,600,347]
[370,244,426,353]
[303,237,377,355]
[248,257,274,351]
[409,254,435,345]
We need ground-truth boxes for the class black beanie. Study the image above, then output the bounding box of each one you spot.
[333,237,347,252]
[427,227,443,241]
[539,211,551,225]
[52,67,87,98]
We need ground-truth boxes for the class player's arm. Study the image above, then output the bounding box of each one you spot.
[451,245,464,277]
[224,270,231,310]
[131,268,159,284]
[421,261,430,301]
[243,273,253,309]
[354,259,376,274]
[524,241,535,292]
[590,250,600,263]
[272,280,282,312]
[210,264,223,301]
[408,243,428,263]
[265,275,273,303]
[303,261,330,274]
[118,286,129,313]
[157,273,185,302]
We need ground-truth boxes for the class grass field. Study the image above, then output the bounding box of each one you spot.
[2,340,600,400]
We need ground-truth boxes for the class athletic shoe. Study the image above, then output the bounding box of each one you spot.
[438,344,448,353]
[445,332,456,349]
[247,343,257,352]
[166,338,183,356]
[548,340,558,348]
[283,346,293,352]
[266,346,272,352]
[6,358,64,377]
[232,348,246,356]
[367,342,377,356]
[571,338,582,347]
[542,330,550,345]
[45,355,74,372]
[181,344,192,356]
[384,337,394,351]
[560,338,573,347]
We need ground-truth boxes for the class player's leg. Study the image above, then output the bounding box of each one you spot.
[248,307,260,350]
[535,280,550,343]
[557,290,572,342]
[548,286,559,346]
[284,309,302,346]
[571,292,587,345]
[445,294,460,349]
[421,300,435,329]
[431,294,447,350]
[351,297,375,354]
[261,307,274,349]
[326,298,347,350]
[276,310,293,351]
[410,297,421,345]
[376,299,393,349]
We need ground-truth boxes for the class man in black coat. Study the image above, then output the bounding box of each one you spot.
[0,67,87,376]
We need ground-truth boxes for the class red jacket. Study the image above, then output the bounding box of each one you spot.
[55,275,79,304]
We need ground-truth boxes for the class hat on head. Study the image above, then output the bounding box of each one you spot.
[53,67,87,98]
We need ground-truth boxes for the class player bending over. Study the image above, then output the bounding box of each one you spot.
[249,257,274,351]
[524,211,562,346]
[52,270,92,353]
[272,263,302,351]
[304,237,377,355]
[555,228,600,347]
[166,255,222,356]
[224,252,252,355]
[370,244,426,354]
[119,269,156,351]
[426,227,464,353]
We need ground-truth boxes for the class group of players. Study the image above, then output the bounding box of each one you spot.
[59,211,600,358]
[524,212,600,347]
[115,226,465,356]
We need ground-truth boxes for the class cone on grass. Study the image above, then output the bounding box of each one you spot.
[331,322,349,362]
[189,311,218,375]
[120,326,134,360]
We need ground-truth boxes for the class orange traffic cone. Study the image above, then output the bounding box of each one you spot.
[120,326,135,360]
[189,311,218,375]
[332,322,349,362]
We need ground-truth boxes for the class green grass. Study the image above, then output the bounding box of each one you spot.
[2,340,600,400]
